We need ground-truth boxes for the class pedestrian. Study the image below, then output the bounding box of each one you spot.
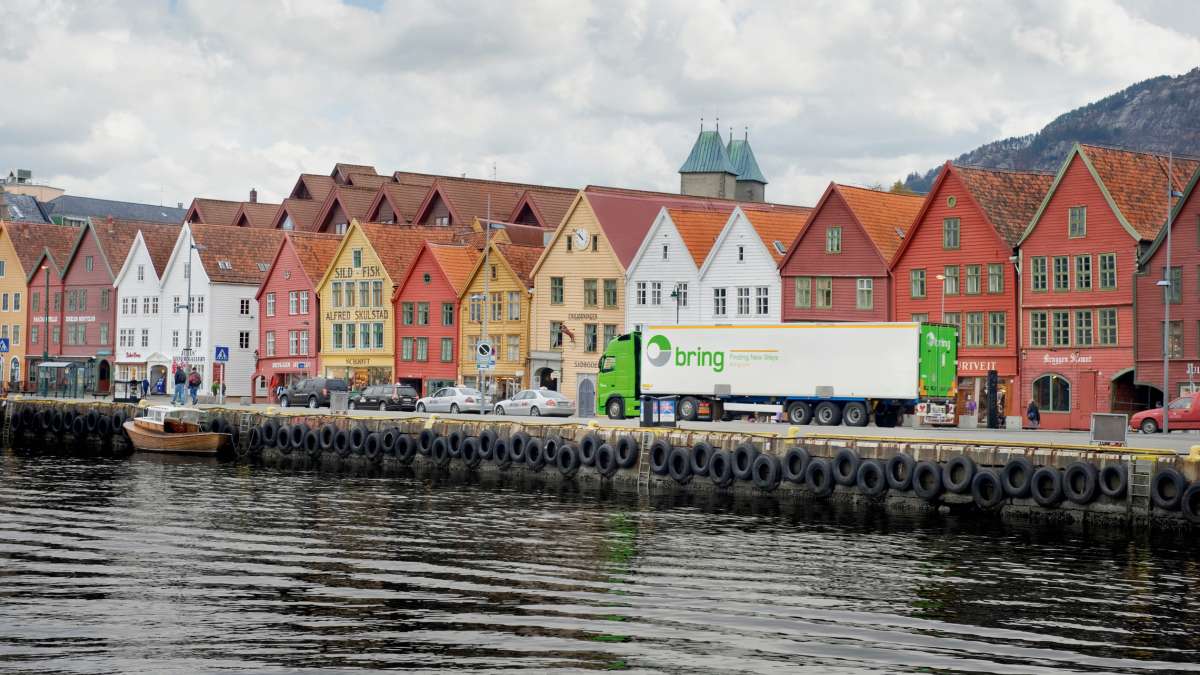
[156,375,166,395]
[187,367,202,405]
[1026,399,1040,430]
[173,366,186,404]
[964,395,977,418]
[140,376,150,398]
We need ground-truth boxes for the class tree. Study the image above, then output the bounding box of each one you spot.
[889,180,917,195]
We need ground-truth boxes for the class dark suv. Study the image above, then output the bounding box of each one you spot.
[351,384,418,411]
[279,377,348,409]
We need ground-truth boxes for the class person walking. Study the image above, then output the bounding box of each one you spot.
[140,376,150,399]
[1026,399,1041,430]
[173,366,186,404]
[187,367,202,406]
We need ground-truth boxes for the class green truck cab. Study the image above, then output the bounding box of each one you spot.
[597,331,640,419]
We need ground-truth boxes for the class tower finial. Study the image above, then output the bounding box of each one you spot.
[699,115,703,132]
[745,125,749,142]
[715,114,720,135]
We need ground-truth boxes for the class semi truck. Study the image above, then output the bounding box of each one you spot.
[595,322,958,426]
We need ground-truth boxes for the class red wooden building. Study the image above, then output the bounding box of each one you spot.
[392,242,478,396]
[779,183,922,322]
[891,162,1053,421]
[1135,161,1200,405]
[22,229,77,391]
[252,231,342,402]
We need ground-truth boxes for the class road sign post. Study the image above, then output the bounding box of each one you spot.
[476,341,493,414]
[214,347,229,404]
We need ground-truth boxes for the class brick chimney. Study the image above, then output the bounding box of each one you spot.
[249,188,258,203]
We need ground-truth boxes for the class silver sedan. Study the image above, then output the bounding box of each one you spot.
[493,389,576,417]
[415,387,490,414]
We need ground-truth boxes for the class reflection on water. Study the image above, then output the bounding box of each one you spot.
[1,450,1199,673]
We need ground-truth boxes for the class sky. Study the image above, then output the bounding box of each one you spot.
[2,0,1199,209]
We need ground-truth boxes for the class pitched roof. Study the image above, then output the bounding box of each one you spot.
[287,231,343,286]
[75,218,180,280]
[393,171,440,187]
[314,186,380,232]
[508,187,578,228]
[44,195,185,224]
[0,193,50,223]
[739,206,813,264]
[496,243,542,287]
[496,221,550,247]
[332,163,377,184]
[1,220,80,277]
[1078,144,1200,240]
[357,222,458,284]
[289,173,336,201]
[679,129,737,174]
[136,221,185,276]
[346,173,393,190]
[425,244,479,296]
[372,182,431,223]
[1142,162,1200,264]
[185,198,241,226]
[955,164,1055,247]
[232,201,282,228]
[835,184,925,261]
[667,207,733,267]
[189,223,285,285]
[272,198,324,231]
[727,138,767,184]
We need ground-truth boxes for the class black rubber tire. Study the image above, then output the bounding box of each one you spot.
[732,443,758,481]
[558,442,581,478]
[595,443,619,478]
[579,433,601,466]
[493,438,511,469]
[649,439,671,475]
[72,416,87,438]
[751,453,782,492]
[1181,481,1200,525]
[431,437,451,468]
[781,447,809,484]
[38,409,50,432]
[479,429,497,459]
[51,410,64,434]
[290,423,306,449]
[276,424,293,450]
[786,401,812,425]
[525,438,546,471]
[691,441,714,477]
[615,435,638,468]
[261,420,279,446]
[1031,467,1064,507]
[365,433,382,461]
[334,429,351,458]
[814,401,842,426]
[912,461,943,502]
[395,435,415,464]
[1099,464,1127,498]
[605,396,625,420]
[1151,468,1187,511]
[842,401,869,427]
[886,453,915,491]
[805,458,835,497]
[303,428,320,458]
[1063,461,1100,505]
[97,415,111,438]
[247,426,262,452]
[349,427,367,455]
[1140,417,1159,434]
[418,429,436,456]
[1002,457,1035,498]
[461,437,482,468]
[707,451,734,488]
[856,459,887,497]
[943,455,976,495]
[971,469,1005,510]
[86,410,99,432]
[832,448,860,486]
[542,436,560,464]
[668,446,693,485]
[509,432,529,464]
[448,430,464,458]
[380,428,398,457]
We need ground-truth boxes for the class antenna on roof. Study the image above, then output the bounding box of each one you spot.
[492,162,497,181]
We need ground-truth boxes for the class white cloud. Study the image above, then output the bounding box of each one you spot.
[0,0,1198,209]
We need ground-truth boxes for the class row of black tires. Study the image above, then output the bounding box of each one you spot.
[8,406,130,442]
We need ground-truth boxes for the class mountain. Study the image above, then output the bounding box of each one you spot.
[902,68,1200,193]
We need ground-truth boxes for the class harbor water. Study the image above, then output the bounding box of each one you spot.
[1,450,1199,673]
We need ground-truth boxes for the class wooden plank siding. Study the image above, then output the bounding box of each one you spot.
[253,238,323,401]
[393,246,461,397]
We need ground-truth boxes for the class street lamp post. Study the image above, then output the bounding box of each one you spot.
[670,283,682,324]
[1161,152,1184,432]
[935,274,946,321]
[175,236,204,401]
[477,197,506,414]
[39,263,49,395]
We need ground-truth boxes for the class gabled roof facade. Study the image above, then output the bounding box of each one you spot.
[184,198,242,226]
[313,186,379,232]
[63,218,178,281]
[182,223,285,285]
[1,220,79,279]
[232,201,282,228]
[781,183,922,271]
[289,173,336,201]
[271,198,324,231]
[367,183,431,224]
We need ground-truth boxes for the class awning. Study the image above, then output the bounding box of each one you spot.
[37,362,73,368]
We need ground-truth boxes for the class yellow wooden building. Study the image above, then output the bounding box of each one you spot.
[0,221,78,390]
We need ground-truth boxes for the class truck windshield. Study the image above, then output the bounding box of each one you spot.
[599,355,615,372]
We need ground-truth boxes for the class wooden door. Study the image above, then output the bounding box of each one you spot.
[1072,370,1097,430]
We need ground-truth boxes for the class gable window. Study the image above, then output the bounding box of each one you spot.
[1052,256,1069,291]
[137,264,144,281]
[1099,308,1118,345]
[856,278,873,310]
[1069,206,1087,238]
[331,282,341,308]
[1031,256,1047,291]
[755,286,769,315]
[736,287,750,316]
[965,264,981,295]
[965,312,984,347]
[793,277,811,308]
[943,266,959,295]
[489,295,500,322]
[1033,375,1070,413]
[713,288,727,316]
[942,218,960,249]
[550,277,564,304]
[826,227,842,254]
[737,245,745,262]
[816,277,832,309]
[85,256,94,272]
[402,302,414,325]
[910,269,926,298]
[1075,255,1092,290]
[300,291,309,314]
[371,282,382,307]
[266,293,275,316]
[352,249,363,268]
[507,293,520,320]
[1029,311,1048,347]
[603,279,617,307]
[443,302,455,326]
[434,216,450,227]
[635,281,646,306]
[988,312,1006,346]
[419,302,431,325]
[662,244,668,260]
[468,296,481,322]
[1099,253,1117,290]
[343,282,354,307]
[987,263,1004,294]
[359,281,370,307]
[1075,310,1093,346]
[1164,266,1182,304]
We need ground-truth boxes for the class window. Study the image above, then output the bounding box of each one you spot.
[434,216,449,227]
[592,237,598,252]
[1034,374,1070,413]
[603,279,617,307]
[603,324,617,347]
[373,323,384,349]
[141,328,149,348]
[11,325,18,345]
[755,286,769,315]
[851,278,873,310]
[966,265,981,295]
[2,294,9,311]
[816,277,832,309]
[1075,310,1093,346]
[507,334,521,361]
[265,331,275,357]
[713,288,727,316]
[1075,256,1092,290]
[217,260,232,270]
[1052,311,1070,347]
[52,326,60,344]
[1099,308,1118,346]
[85,256,93,272]
[584,323,598,352]
[1031,256,1047,291]
[1164,266,1182,304]
[1053,256,1069,291]
[31,292,39,313]
[737,245,745,262]
[910,269,926,298]
[965,312,984,347]
[736,287,750,315]
[300,331,309,355]
[359,281,369,308]
[288,291,298,315]
[550,321,563,349]
[635,281,647,306]
[443,302,455,326]
[239,331,250,349]
[793,277,811,308]
[662,244,668,260]
[99,290,107,311]
[487,294,500,322]
[506,292,519,320]
[942,218,960,249]
[987,263,1003,294]
[402,302,414,325]
[583,279,597,307]
[676,283,688,307]
[826,226,842,253]
[1099,253,1117,290]
[266,293,275,316]
[415,337,427,361]
[352,249,362,268]
[343,283,354,307]
[1069,206,1086,238]
[191,330,202,350]
[651,282,662,306]
[418,302,431,325]
[136,264,144,281]
[30,326,37,345]
[400,336,413,360]
[240,298,251,316]
[345,323,356,349]
[288,331,297,356]
[1164,320,1183,358]
[296,291,307,314]
[911,313,929,323]
[172,330,180,349]
[371,281,382,307]
[331,282,341,308]
[441,337,453,362]
[944,312,961,334]
[468,296,482,323]
[943,266,959,295]
[490,265,497,280]
[1029,311,1047,347]
[550,277,564,304]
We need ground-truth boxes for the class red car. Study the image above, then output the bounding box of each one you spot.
[1130,392,1200,433]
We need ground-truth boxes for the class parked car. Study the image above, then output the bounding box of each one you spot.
[278,377,348,409]
[351,384,418,411]
[415,387,489,414]
[1130,392,1200,433]
[493,389,576,417]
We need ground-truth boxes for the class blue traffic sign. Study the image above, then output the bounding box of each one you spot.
[0,338,9,353]
[214,346,230,362]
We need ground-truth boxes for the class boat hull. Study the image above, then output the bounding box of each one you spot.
[123,421,230,456]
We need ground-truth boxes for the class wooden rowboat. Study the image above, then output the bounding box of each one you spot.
[124,405,230,456]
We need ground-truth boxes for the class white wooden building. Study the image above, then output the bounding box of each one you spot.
[111,230,174,389]
[624,206,730,331]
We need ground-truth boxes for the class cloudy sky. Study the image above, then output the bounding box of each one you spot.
[2,0,1199,208]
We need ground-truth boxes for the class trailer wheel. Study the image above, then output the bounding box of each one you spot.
[678,397,700,421]
[786,401,812,425]
[874,405,897,428]
[842,402,868,427]
[814,401,842,426]
[605,396,625,419]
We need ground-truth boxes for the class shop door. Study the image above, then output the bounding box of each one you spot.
[577,376,595,418]
[1071,370,1097,430]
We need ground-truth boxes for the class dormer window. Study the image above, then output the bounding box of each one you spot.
[352,249,363,267]
[281,215,295,231]
[335,222,347,235]
[217,260,233,270]
[435,216,450,226]
[772,240,786,255]
[257,263,269,272]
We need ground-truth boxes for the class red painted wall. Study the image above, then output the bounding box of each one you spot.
[26,261,65,388]
[780,190,890,322]
[59,230,117,366]
[254,239,321,400]
[393,247,459,396]
[1020,156,1141,429]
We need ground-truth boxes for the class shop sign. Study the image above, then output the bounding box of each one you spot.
[65,315,96,323]
[33,316,60,323]
[1042,352,1093,366]
[959,360,997,372]
[568,312,598,320]
[324,308,389,321]
[123,351,143,359]
[1187,363,1200,377]
[573,360,598,369]
[333,264,382,279]
[345,358,371,366]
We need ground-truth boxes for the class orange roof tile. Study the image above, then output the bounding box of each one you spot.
[2,220,82,278]
[426,244,479,296]
[739,207,812,264]
[668,207,734,267]
[287,231,343,286]
[272,198,324,231]
[416,176,577,229]
[358,223,458,285]
[495,243,543,287]
[955,165,1055,247]
[290,173,336,201]
[393,171,440,187]
[189,223,285,285]
[72,218,180,279]
[185,198,241,226]
[374,183,431,223]
[332,163,377,184]
[834,184,925,261]
[346,172,393,190]
[1079,144,1200,240]
[315,186,380,232]
[232,201,282,229]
